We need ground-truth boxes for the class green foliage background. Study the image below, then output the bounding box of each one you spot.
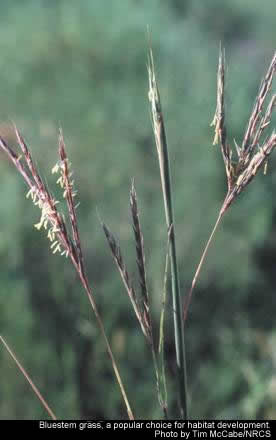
[0,0,275,419]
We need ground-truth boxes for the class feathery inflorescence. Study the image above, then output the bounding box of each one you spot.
[184,49,276,324]
[213,49,276,215]
[0,126,134,420]
[0,128,77,263]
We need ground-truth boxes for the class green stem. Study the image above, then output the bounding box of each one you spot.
[148,48,188,418]
[183,206,224,323]
[0,335,57,420]
[159,133,188,419]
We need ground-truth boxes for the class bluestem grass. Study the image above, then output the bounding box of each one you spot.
[102,180,168,417]
[130,180,151,340]
[183,49,276,323]
[0,335,57,420]
[102,182,152,343]
[130,180,168,417]
[102,221,149,339]
[1,43,274,420]
[148,47,188,419]
[130,181,149,318]
[0,128,134,420]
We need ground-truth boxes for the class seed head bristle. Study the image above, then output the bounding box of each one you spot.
[102,220,150,340]
[130,180,148,302]
[129,180,152,341]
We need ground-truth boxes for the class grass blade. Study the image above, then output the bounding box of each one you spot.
[148,46,188,419]
[0,335,57,420]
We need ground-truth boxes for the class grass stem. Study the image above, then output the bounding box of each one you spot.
[148,47,188,419]
[0,335,57,420]
[183,206,225,323]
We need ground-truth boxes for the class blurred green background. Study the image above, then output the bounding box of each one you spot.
[0,0,276,420]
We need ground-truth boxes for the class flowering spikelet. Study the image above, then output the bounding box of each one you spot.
[0,128,79,266]
[0,125,134,420]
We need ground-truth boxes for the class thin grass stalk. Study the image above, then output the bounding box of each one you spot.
[0,335,57,420]
[183,207,224,323]
[77,273,134,420]
[158,226,171,354]
[150,338,168,419]
[158,224,173,418]
[148,47,188,419]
